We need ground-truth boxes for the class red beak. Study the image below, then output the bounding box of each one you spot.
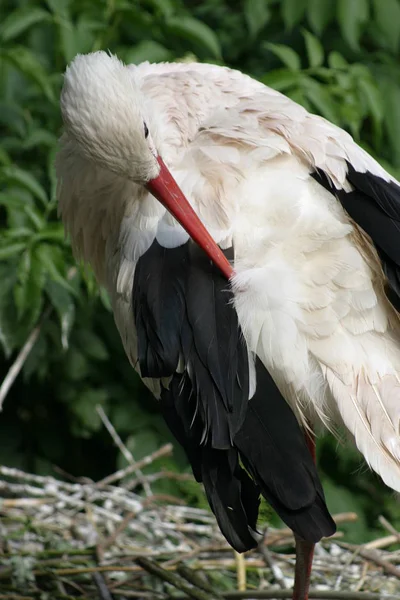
[146,156,233,280]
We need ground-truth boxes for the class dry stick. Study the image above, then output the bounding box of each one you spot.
[96,405,152,498]
[0,267,77,411]
[378,515,400,541]
[177,565,224,600]
[363,535,400,550]
[220,593,400,600]
[0,306,52,411]
[258,531,288,590]
[96,443,173,488]
[92,572,114,600]
[338,541,400,579]
[234,551,246,591]
[136,557,218,600]
[358,547,400,579]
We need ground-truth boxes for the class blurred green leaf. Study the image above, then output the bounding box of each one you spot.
[244,0,271,39]
[75,330,109,361]
[35,244,76,295]
[372,0,400,54]
[45,280,75,350]
[2,46,55,102]
[14,248,45,328]
[264,42,301,70]
[301,76,340,123]
[337,0,369,51]
[146,0,175,18]
[262,68,300,91]
[0,166,48,206]
[125,40,172,64]
[328,51,348,70]
[383,80,400,167]
[302,29,324,67]
[70,388,108,435]
[282,0,306,31]
[0,6,50,42]
[22,130,57,151]
[0,243,27,260]
[306,0,335,35]
[165,17,222,59]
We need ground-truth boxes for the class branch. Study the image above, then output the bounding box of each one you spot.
[96,405,152,497]
[171,592,400,600]
[0,306,52,411]
[95,443,173,488]
[136,557,219,600]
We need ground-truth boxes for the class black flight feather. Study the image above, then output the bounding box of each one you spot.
[312,164,400,309]
[234,358,336,543]
[134,239,335,551]
[133,241,187,377]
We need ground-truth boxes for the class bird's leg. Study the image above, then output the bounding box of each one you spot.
[292,428,316,600]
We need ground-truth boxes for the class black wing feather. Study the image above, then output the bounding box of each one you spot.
[134,239,335,551]
[312,164,400,308]
[133,241,187,377]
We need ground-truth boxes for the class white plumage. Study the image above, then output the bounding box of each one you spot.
[57,52,400,498]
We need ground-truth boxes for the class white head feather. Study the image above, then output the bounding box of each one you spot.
[60,51,160,182]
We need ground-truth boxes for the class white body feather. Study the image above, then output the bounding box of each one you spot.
[57,55,400,492]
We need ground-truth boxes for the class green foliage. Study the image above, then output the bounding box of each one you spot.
[1,0,400,543]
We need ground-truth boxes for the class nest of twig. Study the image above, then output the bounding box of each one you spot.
[0,408,399,600]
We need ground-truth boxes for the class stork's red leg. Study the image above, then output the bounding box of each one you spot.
[292,429,316,600]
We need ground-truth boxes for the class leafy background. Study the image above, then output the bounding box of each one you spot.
[1,0,400,544]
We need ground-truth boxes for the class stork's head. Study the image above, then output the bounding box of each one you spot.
[60,51,233,280]
[61,52,159,182]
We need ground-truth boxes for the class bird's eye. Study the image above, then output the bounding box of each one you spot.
[144,122,149,139]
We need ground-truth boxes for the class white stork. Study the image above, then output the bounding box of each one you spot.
[56,52,400,600]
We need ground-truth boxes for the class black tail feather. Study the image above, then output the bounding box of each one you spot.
[234,359,336,543]
[201,447,260,552]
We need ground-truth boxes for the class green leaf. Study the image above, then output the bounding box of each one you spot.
[0,6,50,42]
[24,205,46,230]
[124,40,172,65]
[14,249,45,328]
[54,16,78,64]
[328,51,348,70]
[0,147,11,166]
[383,81,400,167]
[45,281,75,350]
[76,330,109,361]
[261,69,300,92]
[302,29,324,68]
[264,43,301,71]
[22,130,57,150]
[282,0,306,31]
[0,166,48,206]
[358,76,384,126]
[2,46,55,102]
[337,0,369,51]
[301,76,340,124]
[123,430,160,465]
[165,17,222,59]
[35,244,77,296]
[70,389,108,435]
[244,0,271,39]
[63,349,90,382]
[146,0,175,18]
[0,243,27,260]
[307,0,336,35]
[33,225,66,243]
[372,0,400,53]
[0,262,19,356]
